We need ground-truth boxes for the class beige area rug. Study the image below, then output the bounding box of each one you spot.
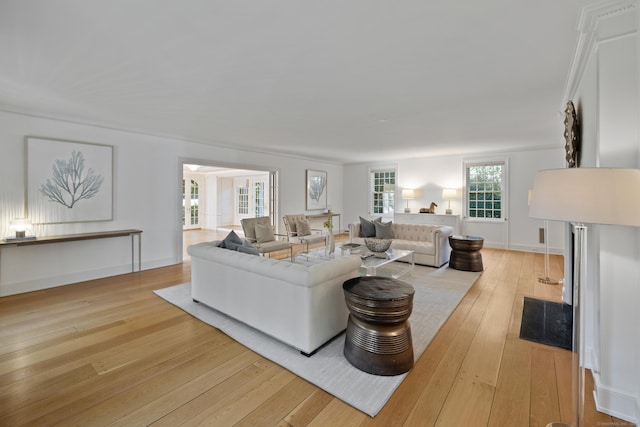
[154,265,481,417]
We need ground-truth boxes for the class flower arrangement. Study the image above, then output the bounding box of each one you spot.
[323,210,333,230]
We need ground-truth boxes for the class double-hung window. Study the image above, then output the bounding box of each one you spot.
[370,168,396,216]
[465,160,506,220]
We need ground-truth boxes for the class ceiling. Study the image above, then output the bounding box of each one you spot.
[0,1,595,163]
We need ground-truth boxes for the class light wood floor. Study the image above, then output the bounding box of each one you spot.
[1,229,634,426]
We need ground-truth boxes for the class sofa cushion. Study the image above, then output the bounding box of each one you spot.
[375,220,394,239]
[296,218,312,236]
[255,223,275,243]
[359,216,380,237]
[221,230,244,250]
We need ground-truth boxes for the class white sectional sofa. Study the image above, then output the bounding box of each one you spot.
[187,241,362,355]
[349,222,453,268]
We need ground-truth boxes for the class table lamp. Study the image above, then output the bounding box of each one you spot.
[442,188,457,215]
[8,218,33,240]
[529,167,640,427]
[402,189,415,213]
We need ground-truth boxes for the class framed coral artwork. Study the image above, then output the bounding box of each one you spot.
[306,169,327,210]
[26,137,113,224]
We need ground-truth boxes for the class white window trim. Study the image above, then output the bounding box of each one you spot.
[368,165,397,218]
[462,157,509,223]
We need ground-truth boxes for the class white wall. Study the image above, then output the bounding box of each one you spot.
[0,111,343,296]
[344,146,565,254]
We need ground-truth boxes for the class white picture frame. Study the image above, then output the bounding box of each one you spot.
[27,137,113,224]
[306,169,327,210]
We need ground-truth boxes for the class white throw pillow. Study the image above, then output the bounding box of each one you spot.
[255,223,275,243]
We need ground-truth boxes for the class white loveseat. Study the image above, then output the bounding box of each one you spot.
[349,222,453,268]
[187,241,362,355]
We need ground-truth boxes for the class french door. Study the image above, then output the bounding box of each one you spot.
[235,176,269,224]
[182,174,203,230]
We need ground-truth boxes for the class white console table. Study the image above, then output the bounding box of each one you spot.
[394,213,460,234]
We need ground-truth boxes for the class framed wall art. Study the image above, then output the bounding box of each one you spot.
[27,137,113,224]
[306,169,327,210]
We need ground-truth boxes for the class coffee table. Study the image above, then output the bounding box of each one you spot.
[294,244,414,278]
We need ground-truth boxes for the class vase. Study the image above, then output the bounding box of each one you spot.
[327,229,335,254]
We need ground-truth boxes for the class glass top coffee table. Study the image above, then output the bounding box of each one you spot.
[293,244,414,278]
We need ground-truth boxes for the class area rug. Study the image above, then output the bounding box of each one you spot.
[154,265,481,417]
[519,296,573,350]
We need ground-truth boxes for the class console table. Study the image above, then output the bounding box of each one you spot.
[306,212,342,232]
[0,229,143,276]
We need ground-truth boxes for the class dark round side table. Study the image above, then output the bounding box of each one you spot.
[449,235,484,272]
[342,276,415,376]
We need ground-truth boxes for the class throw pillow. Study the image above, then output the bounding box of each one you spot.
[359,216,381,237]
[375,220,394,239]
[237,241,259,255]
[255,223,275,243]
[222,230,243,250]
[296,218,312,236]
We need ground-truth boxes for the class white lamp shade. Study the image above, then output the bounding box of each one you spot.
[442,188,457,199]
[529,168,640,226]
[402,189,415,199]
[9,218,32,232]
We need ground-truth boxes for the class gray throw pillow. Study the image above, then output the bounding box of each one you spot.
[296,218,312,236]
[237,241,259,255]
[375,220,394,239]
[222,230,243,250]
[359,216,381,237]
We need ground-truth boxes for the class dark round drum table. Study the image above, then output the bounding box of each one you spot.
[448,235,484,272]
[342,276,415,376]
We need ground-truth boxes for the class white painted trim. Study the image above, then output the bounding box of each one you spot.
[562,0,638,103]
[593,371,639,424]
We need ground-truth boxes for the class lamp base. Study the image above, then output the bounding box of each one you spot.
[538,276,563,285]
[404,208,411,213]
[445,209,452,215]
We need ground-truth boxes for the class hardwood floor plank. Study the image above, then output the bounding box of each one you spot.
[307,398,367,427]
[487,338,532,427]
[235,376,317,426]
[530,347,561,427]
[281,389,335,427]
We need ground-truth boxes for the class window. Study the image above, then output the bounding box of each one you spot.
[370,169,396,215]
[466,162,505,219]
[237,186,249,215]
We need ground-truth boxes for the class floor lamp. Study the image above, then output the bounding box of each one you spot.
[529,168,640,427]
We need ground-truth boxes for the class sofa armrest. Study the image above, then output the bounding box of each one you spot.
[433,226,454,267]
[348,223,361,243]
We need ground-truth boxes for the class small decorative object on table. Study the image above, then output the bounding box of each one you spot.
[364,238,392,253]
[323,210,335,254]
[419,202,438,214]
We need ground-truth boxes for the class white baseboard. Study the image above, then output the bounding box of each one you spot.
[487,242,564,255]
[592,371,639,425]
[0,257,177,297]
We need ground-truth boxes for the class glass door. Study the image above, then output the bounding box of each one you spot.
[182,175,203,230]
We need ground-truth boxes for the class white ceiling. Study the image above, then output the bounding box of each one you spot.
[0,0,595,163]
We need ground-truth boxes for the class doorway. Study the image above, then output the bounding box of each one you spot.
[180,161,279,260]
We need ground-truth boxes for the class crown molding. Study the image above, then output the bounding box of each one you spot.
[561,0,638,103]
